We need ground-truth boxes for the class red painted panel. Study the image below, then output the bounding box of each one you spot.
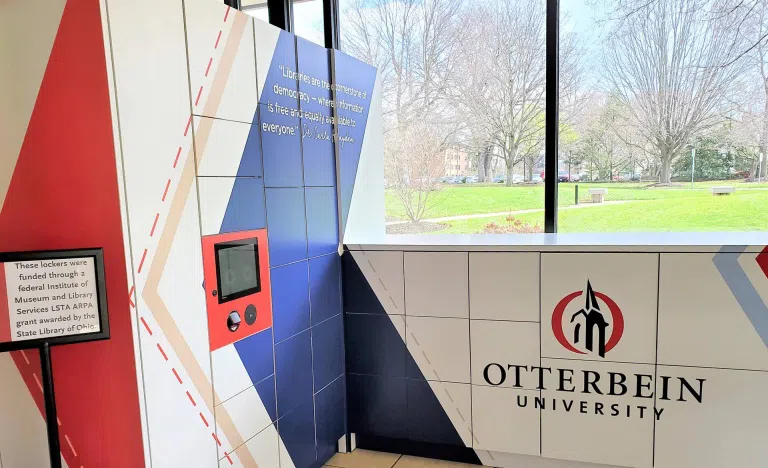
[0,0,145,466]
[202,229,273,351]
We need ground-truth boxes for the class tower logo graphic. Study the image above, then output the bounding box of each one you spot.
[551,281,624,357]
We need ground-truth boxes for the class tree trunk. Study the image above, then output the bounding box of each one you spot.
[660,157,672,184]
[483,152,492,182]
[526,163,534,182]
[505,164,513,187]
[477,152,487,182]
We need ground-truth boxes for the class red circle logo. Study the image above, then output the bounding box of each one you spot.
[551,281,624,358]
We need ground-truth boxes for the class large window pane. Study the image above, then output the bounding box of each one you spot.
[242,0,269,22]
[293,0,325,46]
[559,0,768,233]
[340,0,546,235]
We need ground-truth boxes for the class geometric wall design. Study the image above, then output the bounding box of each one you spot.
[344,245,768,468]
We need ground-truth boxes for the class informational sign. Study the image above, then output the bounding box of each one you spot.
[0,249,108,352]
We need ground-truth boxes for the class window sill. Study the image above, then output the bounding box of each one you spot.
[345,232,767,252]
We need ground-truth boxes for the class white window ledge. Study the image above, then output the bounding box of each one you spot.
[344,232,768,252]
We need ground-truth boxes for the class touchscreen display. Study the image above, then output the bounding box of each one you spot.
[215,240,260,302]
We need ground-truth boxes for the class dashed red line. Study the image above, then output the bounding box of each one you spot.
[224,5,231,22]
[20,350,29,365]
[161,179,171,202]
[150,213,160,237]
[186,391,197,406]
[212,433,222,447]
[174,146,182,168]
[128,285,136,308]
[184,115,193,136]
[200,413,209,427]
[33,373,43,392]
[140,317,153,335]
[205,57,213,77]
[215,31,222,49]
[157,343,168,361]
[137,248,148,273]
[195,86,204,106]
[65,434,78,457]
[224,452,234,465]
[172,368,183,384]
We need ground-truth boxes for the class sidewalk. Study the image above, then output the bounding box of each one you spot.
[386,200,634,226]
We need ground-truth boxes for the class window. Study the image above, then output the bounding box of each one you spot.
[293,0,325,46]
[242,0,269,22]
[335,0,768,235]
[558,0,768,233]
[340,0,547,235]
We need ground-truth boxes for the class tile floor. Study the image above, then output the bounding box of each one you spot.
[325,449,478,468]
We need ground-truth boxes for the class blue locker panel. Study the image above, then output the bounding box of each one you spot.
[311,313,344,392]
[315,376,346,464]
[345,313,406,378]
[275,329,313,418]
[309,254,342,325]
[266,187,307,266]
[261,104,303,188]
[271,260,311,343]
[305,187,338,258]
[347,374,407,440]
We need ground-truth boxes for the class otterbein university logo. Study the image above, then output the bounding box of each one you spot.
[552,281,624,358]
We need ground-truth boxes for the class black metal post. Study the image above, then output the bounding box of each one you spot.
[224,0,241,9]
[40,342,62,468]
[544,0,559,233]
[268,0,293,31]
[575,184,579,205]
[323,0,340,49]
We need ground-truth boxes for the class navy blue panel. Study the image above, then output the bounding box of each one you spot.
[259,30,299,109]
[347,374,407,440]
[296,37,332,116]
[311,314,344,392]
[265,188,307,266]
[275,329,313,418]
[278,401,317,468]
[302,120,336,187]
[309,254,342,325]
[261,104,303,188]
[239,115,263,177]
[305,187,338,258]
[407,380,468,446]
[342,252,385,315]
[271,260,310,343]
[333,51,377,233]
[233,328,274,386]
[345,313,405,378]
[256,374,277,423]
[315,376,346,465]
[219,177,266,233]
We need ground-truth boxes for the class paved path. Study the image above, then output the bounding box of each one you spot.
[386,200,634,226]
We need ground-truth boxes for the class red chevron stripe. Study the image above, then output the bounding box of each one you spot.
[758,246,768,280]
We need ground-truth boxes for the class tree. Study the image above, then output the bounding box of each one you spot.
[603,0,748,184]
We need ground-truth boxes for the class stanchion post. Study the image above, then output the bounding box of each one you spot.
[40,342,62,468]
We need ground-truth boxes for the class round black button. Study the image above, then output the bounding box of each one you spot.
[227,311,241,332]
[244,304,257,325]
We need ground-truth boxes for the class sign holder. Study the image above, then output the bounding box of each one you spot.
[0,248,109,468]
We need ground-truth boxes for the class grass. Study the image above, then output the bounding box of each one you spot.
[386,180,768,221]
[434,191,768,234]
[385,180,768,234]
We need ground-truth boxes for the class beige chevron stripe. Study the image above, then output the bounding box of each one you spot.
[139,12,260,468]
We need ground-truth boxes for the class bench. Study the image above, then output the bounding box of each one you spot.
[710,186,735,196]
[588,188,608,203]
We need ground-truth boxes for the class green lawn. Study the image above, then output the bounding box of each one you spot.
[385,180,768,233]
[433,191,768,233]
[386,181,768,221]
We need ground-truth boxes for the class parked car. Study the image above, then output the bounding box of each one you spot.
[532,174,543,183]
[444,176,463,184]
[512,174,524,184]
[493,175,506,184]
[465,175,479,183]
[558,172,570,182]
